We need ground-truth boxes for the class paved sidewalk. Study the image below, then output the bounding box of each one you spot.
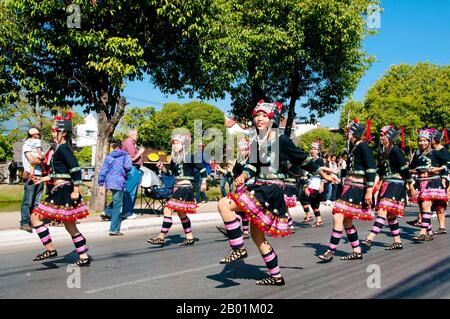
[0,201,220,231]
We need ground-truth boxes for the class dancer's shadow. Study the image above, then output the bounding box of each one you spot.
[207,261,268,288]
[292,221,314,229]
[146,234,200,249]
[300,242,349,262]
[399,225,426,244]
[208,259,304,288]
[34,251,90,271]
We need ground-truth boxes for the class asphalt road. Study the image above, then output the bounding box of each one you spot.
[1,206,449,299]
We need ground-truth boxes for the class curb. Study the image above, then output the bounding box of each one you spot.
[0,212,224,248]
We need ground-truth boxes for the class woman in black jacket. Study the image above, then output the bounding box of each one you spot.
[147,133,207,246]
[216,100,336,285]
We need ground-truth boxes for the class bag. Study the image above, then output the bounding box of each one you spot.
[143,172,175,199]
[145,186,173,199]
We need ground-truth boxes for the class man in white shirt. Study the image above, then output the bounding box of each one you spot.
[20,128,45,233]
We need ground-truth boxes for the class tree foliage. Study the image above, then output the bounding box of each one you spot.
[74,146,93,166]
[340,63,450,149]
[138,102,225,151]
[161,0,378,130]
[118,106,155,132]
[0,0,213,211]
[0,135,13,161]
[295,128,346,156]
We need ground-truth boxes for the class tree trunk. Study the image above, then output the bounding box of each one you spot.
[284,68,300,137]
[284,96,297,137]
[88,95,127,212]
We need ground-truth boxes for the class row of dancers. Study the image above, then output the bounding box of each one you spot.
[27,104,449,287]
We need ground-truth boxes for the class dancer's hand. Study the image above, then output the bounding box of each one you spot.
[304,187,311,197]
[99,186,105,195]
[408,184,417,199]
[320,170,339,184]
[71,191,80,200]
[201,183,206,192]
[234,173,247,187]
[365,188,373,205]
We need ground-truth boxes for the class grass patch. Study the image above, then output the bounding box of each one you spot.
[0,183,224,213]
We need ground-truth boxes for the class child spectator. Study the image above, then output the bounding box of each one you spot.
[25,128,44,181]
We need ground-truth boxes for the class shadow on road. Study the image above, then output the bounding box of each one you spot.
[372,255,450,298]
[207,261,268,288]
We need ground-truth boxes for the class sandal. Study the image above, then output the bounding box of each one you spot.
[33,249,58,261]
[311,221,324,228]
[340,251,363,260]
[385,242,403,250]
[147,237,165,245]
[243,232,250,239]
[434,228,446,235]
[70,257,91,267]
[318,250,334,262]
[406,219,422,228]
[216,225,228,237]
[220,248,248,264]
[361,239,373,249]
[256,275,285,286]
[300,216,313,223]
[177,238,195,246]
[413,234,432,242]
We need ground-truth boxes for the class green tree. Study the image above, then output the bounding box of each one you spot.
[295,128,346,156]
[139,102,225,152]
[165,0,378,133]
[1,0,212,211]
[118,106,155,132]
[74,147,93,167]
[339,63,450,150]
[0,135,13,161]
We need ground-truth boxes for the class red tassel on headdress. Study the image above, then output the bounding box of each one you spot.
[443,128,449,145]
[353,117,358,123]
[401,127,406,149]
[66,111,73,120]
[365,119,372,142]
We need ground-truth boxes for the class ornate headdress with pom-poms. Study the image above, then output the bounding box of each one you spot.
[347,118,367,139]
[417,128,433,141]
[252,100,283,128]
[52,112,73,132]
[381,124,401,143]
[310,141,321,151]
[171,133,190,147]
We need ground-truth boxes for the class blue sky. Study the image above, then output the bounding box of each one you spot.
[121,0,450,129]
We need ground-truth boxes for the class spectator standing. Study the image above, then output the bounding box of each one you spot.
[19,128,44,233]
[329,155,339,202]
[322,154,332,205]
[8,160,18,184]
[122,129,145,219]
[217,160,235,197]
[194,143,210,203]
[99,138,132,236]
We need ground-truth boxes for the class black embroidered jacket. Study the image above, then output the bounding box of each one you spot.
[50,143,82,185]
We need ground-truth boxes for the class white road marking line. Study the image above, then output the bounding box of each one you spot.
[85,249,284,294]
